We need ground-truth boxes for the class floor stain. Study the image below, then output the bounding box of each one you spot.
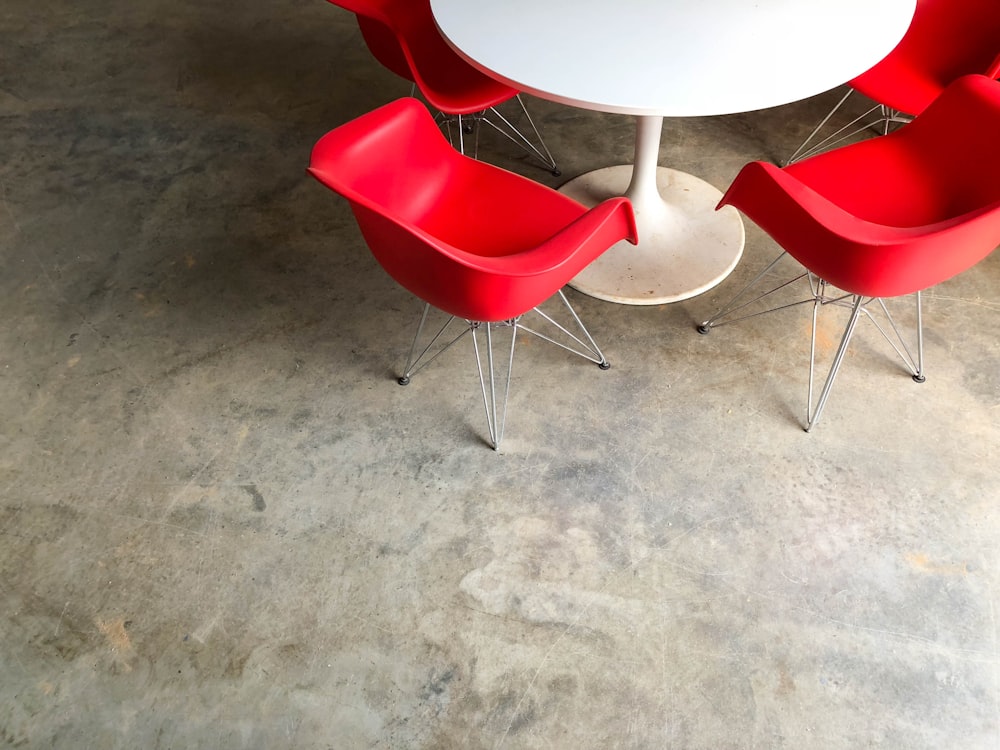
[906,552,969,577]
[241,484,266,512]
[95,617,135,672]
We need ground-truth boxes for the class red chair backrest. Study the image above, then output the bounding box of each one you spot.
[852,0,1000,114]
[326,0,514,113]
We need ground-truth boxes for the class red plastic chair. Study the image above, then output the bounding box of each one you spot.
[699,75,1000,430]
[789,0,1000,163]
[308,98,637,449]
[325,0,559,174]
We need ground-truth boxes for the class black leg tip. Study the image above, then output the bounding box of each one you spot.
[697,323,711,335]
[598,361,611,370]
[551,168,561,177]
[397,376,410,386]
[913,374,926,383]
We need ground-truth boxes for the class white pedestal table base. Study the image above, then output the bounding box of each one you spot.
[562,165,745,305]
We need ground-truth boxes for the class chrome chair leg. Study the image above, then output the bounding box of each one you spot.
[451,113,483,161]
[805,290,926,430]
[861,292,926,383]
[472,320,517,451]
[914,290,926,383]
[787,88,854,164]
[786,88,913,165]
[697,251,816,333]
[425,95,558,174]
[518,289,610,369]
[397,302,469,385]
[396,290,609,450]
[699,258,927,430]
[481,95,559,175]
[807,294,864,431]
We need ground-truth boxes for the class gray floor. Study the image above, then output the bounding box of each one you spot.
[3,1,1000,748]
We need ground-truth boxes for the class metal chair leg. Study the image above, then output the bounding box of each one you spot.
[450,113,483,161]
[786,88,912,165]
[396,290,610,449]
[787,88,855,164]
[913,290,926,383]
[805,291,926,430]
[860,292,926,384]
[481,95,559,175]
[700,256,929,429]
[397,302,469,385]
[806,294,864,431]
[424,94,557,173]
[518,289,610,368]
[472,321,517,451]
[697,251,825,333]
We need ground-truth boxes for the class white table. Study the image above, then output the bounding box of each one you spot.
[430,0,917,305]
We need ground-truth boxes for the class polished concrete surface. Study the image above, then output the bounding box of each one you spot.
[3,1,1000,748]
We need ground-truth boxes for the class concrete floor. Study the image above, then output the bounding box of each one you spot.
[3,1,999,747]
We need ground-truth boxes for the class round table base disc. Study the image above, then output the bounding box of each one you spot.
[561,166,745,305]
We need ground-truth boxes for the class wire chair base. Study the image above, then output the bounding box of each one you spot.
[435,96,559,175]
[397,289,608,450]
[786,88,912,165]
[698,251,925,430]
[403,81,557,174]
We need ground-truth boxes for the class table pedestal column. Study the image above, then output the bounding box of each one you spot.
[563,115,745,305]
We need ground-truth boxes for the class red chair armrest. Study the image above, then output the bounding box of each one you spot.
[480,198,638,278]
[720,161,1000,297]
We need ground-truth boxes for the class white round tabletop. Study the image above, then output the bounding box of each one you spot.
[431,0,916,117]
[430,0,916,305]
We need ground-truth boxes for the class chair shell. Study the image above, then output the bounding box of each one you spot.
[788,0,1000,162]
[704,74,1000,429]
[851,0,1000,116]
[751,75,1000,298]
[325,0,557,171]
[309,98,637,448]
[337,0,513,115]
